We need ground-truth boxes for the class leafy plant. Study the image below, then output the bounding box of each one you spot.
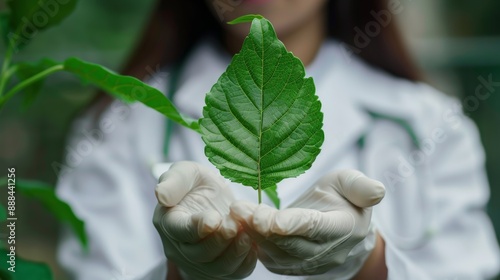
[0,0,84,236]
[0,2,324,277]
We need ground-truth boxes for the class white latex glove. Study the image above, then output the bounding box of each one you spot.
[153,161,257,280]
[230,170,385,278]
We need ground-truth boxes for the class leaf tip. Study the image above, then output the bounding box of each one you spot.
[227,14,264,25]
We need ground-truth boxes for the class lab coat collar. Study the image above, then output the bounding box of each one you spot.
[173,38,418,160]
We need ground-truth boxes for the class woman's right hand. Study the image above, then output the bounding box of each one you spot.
[153,161,257,280]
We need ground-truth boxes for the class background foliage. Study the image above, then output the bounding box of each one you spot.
[0,0,156,277]
[0,0,498,279]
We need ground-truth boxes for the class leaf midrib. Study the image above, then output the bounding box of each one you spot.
[257,21,265,192]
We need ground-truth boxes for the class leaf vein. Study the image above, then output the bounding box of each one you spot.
[220,81,259,138]
[208,114,258,163]
[262,126,322,172]
[228,64,259,111]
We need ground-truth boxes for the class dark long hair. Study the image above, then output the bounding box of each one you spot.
[90,0,420,114]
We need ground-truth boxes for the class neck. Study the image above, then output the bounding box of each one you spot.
[224,14,327,67]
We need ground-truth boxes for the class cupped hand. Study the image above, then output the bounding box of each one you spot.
[230,170,385,276]
[153,161,257,280]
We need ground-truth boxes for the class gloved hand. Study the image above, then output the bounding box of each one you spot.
[230,170,385,278]
[153,161,257,280]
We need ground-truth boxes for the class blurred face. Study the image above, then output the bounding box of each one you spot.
[208,0,328,38]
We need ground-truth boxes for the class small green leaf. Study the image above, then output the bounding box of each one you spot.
[13,59,58,109]
[227,14,263,25]
[6,0,78,49]
[263,185,280,209]
[0,249,53,280]
[63,57,200,132]
[200,16,324,199]
[14,179,88,249]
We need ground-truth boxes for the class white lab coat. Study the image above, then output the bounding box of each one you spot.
[56,38,500,279]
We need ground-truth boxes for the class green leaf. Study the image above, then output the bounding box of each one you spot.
[0,249,53,280]
[13,179,88,249]
[227,14,263,25]
[200,16,324,197]
[13,59,58,109]
[263,185,280,209]
[6,0,78,49]
[63,57,200,132]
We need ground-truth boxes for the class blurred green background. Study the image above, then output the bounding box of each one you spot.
[0,0,499,279]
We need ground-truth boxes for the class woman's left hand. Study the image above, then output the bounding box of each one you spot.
[230,170,385,276]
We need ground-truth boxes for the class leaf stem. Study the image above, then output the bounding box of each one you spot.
[0,64,64,109]
[258,185,262,204]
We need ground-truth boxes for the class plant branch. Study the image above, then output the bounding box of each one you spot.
[0,64,64,109]
[1,46,13,74]
[0,64,19,98]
